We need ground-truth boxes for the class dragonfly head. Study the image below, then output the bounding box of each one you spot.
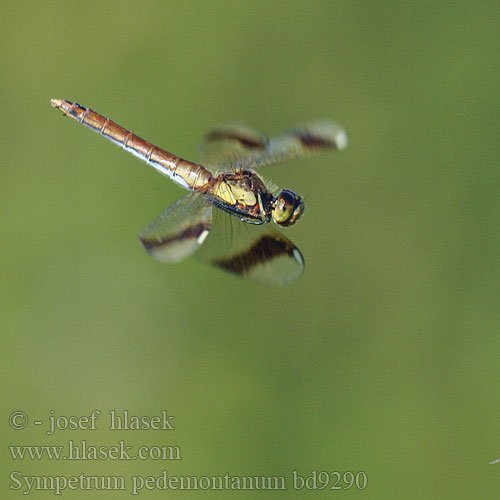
[271,189,304,227]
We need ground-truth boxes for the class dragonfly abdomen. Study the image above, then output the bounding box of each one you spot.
[50,99,213,190]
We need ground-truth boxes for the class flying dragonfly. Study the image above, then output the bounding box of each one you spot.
[50,99,348,284]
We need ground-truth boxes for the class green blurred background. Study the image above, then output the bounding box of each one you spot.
[2,1,499,498]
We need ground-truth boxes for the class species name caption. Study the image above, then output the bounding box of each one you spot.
[9,471,368,495]
[8,410,368,494]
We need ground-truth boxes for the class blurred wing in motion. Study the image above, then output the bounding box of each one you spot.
[194,208,304,285]
[199,121,348,169]
[198,122,268,167]
[139,191,212,263]
[254,121,348,168]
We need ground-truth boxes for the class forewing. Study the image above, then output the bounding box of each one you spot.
[198,122,269,167]
[139,191,212,263]
[199,121,347,170]
[253,121,348,168]
[195,208,304,285]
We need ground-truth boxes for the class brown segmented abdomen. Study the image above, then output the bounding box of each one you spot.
[50,99,213,190]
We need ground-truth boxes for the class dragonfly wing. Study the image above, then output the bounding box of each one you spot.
[194,208,304,285]
[252,121,348,168]
[198,122,269,167]
[199,120,348,170]
[139,191,212,263]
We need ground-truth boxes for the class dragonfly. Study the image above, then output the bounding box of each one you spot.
[50,99,348,284]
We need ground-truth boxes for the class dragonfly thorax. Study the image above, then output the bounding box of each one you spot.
[205,170,273,224]
[206,169,304,227]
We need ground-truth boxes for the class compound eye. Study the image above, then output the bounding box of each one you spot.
[272,189,304,226]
